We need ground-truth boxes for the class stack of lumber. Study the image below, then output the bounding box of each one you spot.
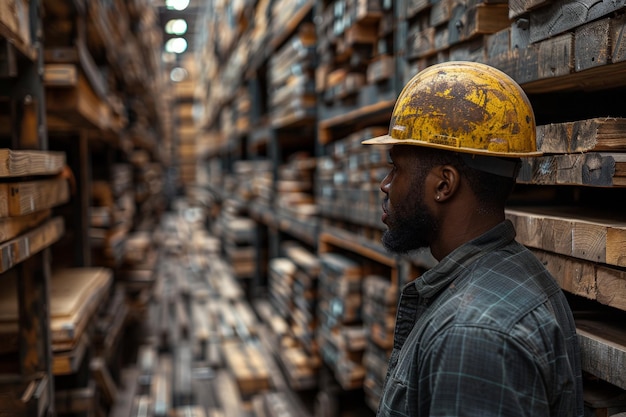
[268,23,317,128]
[268,257,297,319]
[283,242,321,357]
[317,252,367,390]
[404,0,510,72]
[0,267,113,415]
[316,127,388,232]
[0,149,68,272]
[131,150,165,223]
[265,241,321,390]
[90,163,135,267]
[276,152,318,221]
[316,0,394,119]
[362,275,396,410]
[0,149,67,416]
[214,200,258,280]
[230,159,274,204]
[270,0,313,47]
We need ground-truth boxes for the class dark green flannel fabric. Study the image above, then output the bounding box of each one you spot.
[377,220,584,417]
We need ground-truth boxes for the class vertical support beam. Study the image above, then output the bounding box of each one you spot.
[16,250,54,416]
[72,131,91,266]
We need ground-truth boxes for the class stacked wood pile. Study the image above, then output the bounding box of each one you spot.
[230,159,274,204]
[316,127,388,234]
[265,241,321,390]
[130,149,165,228]
[316,0,395,120]
[0,267,115,416]
[269,23,317,128]
[317,252,367,390]
[0,149,68,271]
[90,164,135,267]
[361,275,396,411]
[277,152,318,222]
[213,199,258,280]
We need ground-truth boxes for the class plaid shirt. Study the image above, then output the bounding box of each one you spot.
[377,220,584,417]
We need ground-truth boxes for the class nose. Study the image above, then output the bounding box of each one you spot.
[380,171,391,194]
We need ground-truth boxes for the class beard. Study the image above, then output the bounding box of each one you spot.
[381,194,438,254]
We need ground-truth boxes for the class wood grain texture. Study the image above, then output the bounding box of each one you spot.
[537,118,626,153]
[506,206,626,267]
[0,149,65,177]
[0,178,70,217]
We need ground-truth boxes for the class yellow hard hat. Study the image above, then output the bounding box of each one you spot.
[362,61,541,158]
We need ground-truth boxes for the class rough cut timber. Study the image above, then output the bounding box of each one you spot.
[506,206,626,268]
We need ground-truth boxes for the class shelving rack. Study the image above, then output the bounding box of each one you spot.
[195,0,626,414]
[1,0,170,415]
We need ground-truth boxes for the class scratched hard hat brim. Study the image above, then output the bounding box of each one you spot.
[361,134,543,158]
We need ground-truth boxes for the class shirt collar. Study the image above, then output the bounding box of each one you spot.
[413,220,517,298]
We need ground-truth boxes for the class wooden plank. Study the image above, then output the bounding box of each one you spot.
[0,266,112,350]
[517,152,625,186]
[0,210,50,244]
[0,177,70,218]
[531,248,626,311]
[537,118,626,153]
[508,0,549,19]
[574,18,610,72]
[52,334,89,376]
[537,32,573,79]
[577,316,626,391]
[528,0,626,44]
[221,340,272,397]
[0,149,66,177]
[448,3,510,46]
[506,206,626,267]
[0,216,64,273]
[611,13,626,63]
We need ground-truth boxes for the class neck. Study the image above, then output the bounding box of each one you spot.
[430,206,504,261]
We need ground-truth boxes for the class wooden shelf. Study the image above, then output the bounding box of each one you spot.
[576,314,626,391]
[319,225,395,268]
[0,216,64,274]
[318,100,394,145]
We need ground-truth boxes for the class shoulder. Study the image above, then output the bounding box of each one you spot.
[447,244,563,330]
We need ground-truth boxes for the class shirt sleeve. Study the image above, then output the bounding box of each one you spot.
[419,324,552,417]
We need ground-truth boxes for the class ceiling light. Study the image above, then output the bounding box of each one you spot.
[165,38,188,54]
[165,19,187,35]
[170,67,188,82]
[165,0,190,10]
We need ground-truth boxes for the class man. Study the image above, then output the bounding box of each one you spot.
[362,61,584,416]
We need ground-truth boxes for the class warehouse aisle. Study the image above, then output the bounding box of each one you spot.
[108,199,317,417]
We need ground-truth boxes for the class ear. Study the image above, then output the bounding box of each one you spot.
[433,164,460,203]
